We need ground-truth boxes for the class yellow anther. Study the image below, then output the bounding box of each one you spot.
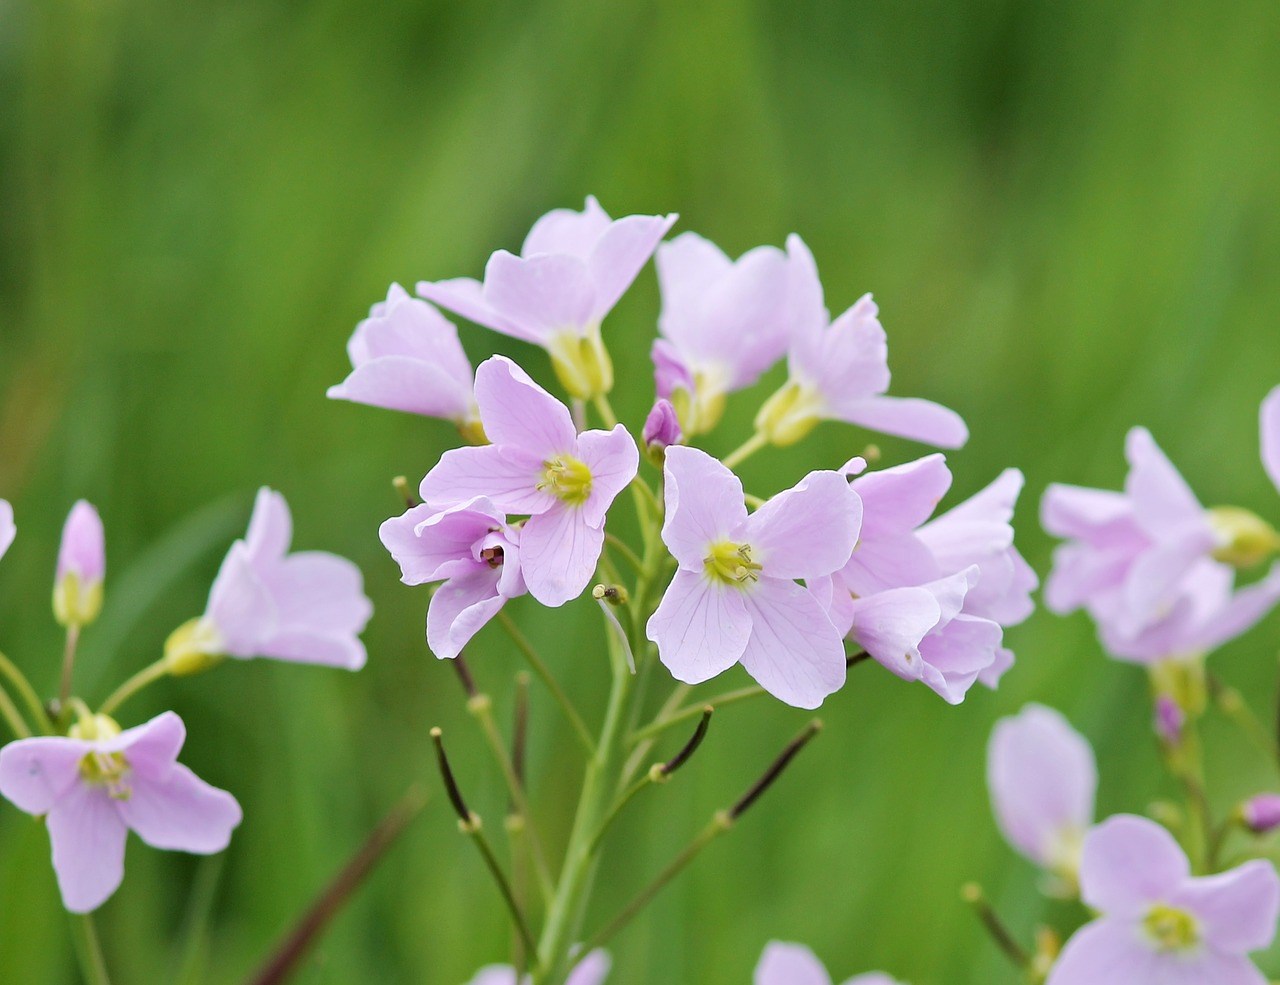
[704,541,763,586]
[538,455,593,506]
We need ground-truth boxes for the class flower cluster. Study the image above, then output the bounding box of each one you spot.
[0,490,371,912]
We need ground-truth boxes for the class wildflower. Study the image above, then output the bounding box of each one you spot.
[753,235,967,449]
[164,488,373,674]
[52,500,106,628]
[1243,794,1280,835]
[420,356,638,606]
[641,397,682,463]
[988,705,1096,884]
[650,232,791,435]
[0,711,241,913]
[754,941,905,985]
[327,284,483,442]
[646,446,859,709]
[1153,695,1184,745]
[417,197,676,398]
[0,499,14,561]
[465,949,610,985]
[1047,814,1280,985]
[379,497,524,659]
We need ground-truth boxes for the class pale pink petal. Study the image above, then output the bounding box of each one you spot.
[839,532,942,597]
[379,501,500,585]
[419,445,553,515]
[521,195,612,258]
[57,500,105,582]
[648,570,750,684]
[426,569,506,659]
[1124,427,1205,534]
[987,704,1096,869]
[783,234,831,345]
[0,736,90,815]
[847,586,941,680]
[0,499,13,560]
[1262,386,1280,496]
[661,446,748,568]
[587,212,677,320]
[852,455,952,538]
[1045,919,1166,985]
[244,487,292,563]
[743,470,861,579]
[119,764,241,854]
[519,507,605,607]
[416,276,532,341]
[754,941,833,985]
[978,646,1015,689]
[656,233,733,338]
[262,552,371,638]
[1041,483,1137,543]
[577,425,640,529]
[565,948,612,985]
[46,783,129,912]
[1188,562,1280,652]
[483,251,596,341]
[258,629,367,670]
[739,580,846,709]
[1080,815,1189,916]
[104,710,186,766]
[327,356,473,420]
[474,356,577,457]
[917,613,1003,704]
[809,574,855,637]
[464,966,519,985]
[206,544,277,655]
[1119,523,1223,635]
[803,296,890,402]
[1168,860,1280,954]
[839,395,968,449]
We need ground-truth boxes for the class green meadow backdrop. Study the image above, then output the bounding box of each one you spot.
[3,0,1280,981]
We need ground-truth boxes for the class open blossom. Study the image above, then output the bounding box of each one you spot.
[0,711,241,913]
[988,705,1096,881]
[0,499,14,561]
[417,196,676,398]
[650,232,791,435]
[327,284,483,441]
[1047,814,1280,985]
[380,496,524,659]
[165,488,373,673]
[753,235,967,449]
[465,949,610,985]
[646,446,860,709]
[754,942,905,985]
[420,356,638,606]
[53,500,106,628]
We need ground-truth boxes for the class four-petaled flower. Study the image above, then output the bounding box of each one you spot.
[420,356,638,607]
[647,446,860,709]
[1047,815,1280,985]
[0,711,241,913]
[754,941,905,985]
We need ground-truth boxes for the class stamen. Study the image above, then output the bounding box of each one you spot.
[537,455,593,506]
[479,546,504,568]
[1143,903,1199,951]
[704,540,763,586]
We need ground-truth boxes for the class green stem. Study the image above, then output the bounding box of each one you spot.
[590,394,619,429]
[0,649,53,734]
[721,431,769,471]
[630,686,764,743]
[59,624,81,710]
[495,611,594,755]
[99,657,169,717]
[0,683,30,738]
[71,913,112,985]
[463,817,540,961]
[603,533,644,576]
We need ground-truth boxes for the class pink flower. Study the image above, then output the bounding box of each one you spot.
[420,356,638,607]
[417,197,676,398]
[987,705,1096,879]
[0,711,241,913]
[646,446,860,709]
[0,499,14,562]
[1243,794,1280,835]
[642,398,682,460]
[53,500,106,628]
[754,941,905,985]
[1047,815,1280,985]
[167,488,372,673]
[465,949,610,985]
[327,284,482,441]
[379,497,525,660]
[650,232,791,435]
[753,236,967,449]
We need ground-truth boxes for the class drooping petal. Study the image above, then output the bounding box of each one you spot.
[1040,483,1136,542]
[1187,562,1280,653]
[265,552,373,637]
[0,736,91,815]
[847,586,941,680]
[587,212,677,321]
[1080,815,1189,917]
[739,579,846,709]
[327,356,474,420]
[648,570,750,685]
[753,941,833,985]
[661,446,748,568]
[254,628,367,670]
[576,425,640,529]
[483,252,596,343]
[979,646,1016,689]
[46,783,129,913]
[1262,386,1280,496]
[119,764,242,854]
[419,445,552,516]
[426,568,506,659]
[743,470,861,579]
[474,356,577,458]
[987,705,1097,870]
[838,395,969,449]
[917,612,1003,704]
[1168,859,1280,954]
[416,276,531,340]
[379,500,501,585]
[518,507,605,607]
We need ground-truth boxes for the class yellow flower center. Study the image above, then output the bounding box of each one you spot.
[1143,904,1199,952]
[539,455,593,506]
[69,713,132,801]
[704,540,763,586]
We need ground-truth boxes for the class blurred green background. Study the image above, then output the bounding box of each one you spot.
[3,0,1280,981]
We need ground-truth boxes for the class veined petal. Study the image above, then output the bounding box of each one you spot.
[587,212,677,321]
[426,569,506,660]
[0,736,91,815]
[577,425,640,529]
[848,585,940,680]
[519,507,604,607]
[661,446,747,568]
[852,455,952,539]
[483,251,596,341]
[474,356,577,457]
[754,941,833,985]
[743,470,861,579]
[838,395,969,449]
[1080,815,1189,917]
[1169,860,1280,954]
[1262,386,1280,496]
[47,783,129,913]
[739,579,846,709]
[647,570,750,685]
[379,500,499,585]
[119,764,241,854]
[419,445,553,515]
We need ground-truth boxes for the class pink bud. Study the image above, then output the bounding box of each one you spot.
[1154,696,1184,745]
[642,398,682,454]
[57,501,105,584]
[1244,794,1280,834]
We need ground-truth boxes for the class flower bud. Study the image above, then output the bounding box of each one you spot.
[163,617,226,676]
[1154,695,1184,746]
[1208,506,1280,568]
[53,501,105,629]
[1243,794,1280,834]
[642,399,682,463]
